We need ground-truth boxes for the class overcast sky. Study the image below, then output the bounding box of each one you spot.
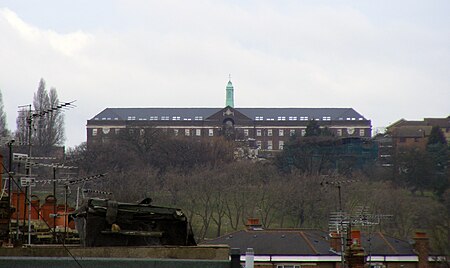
[1,0,449,148]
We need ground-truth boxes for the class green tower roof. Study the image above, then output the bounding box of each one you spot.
[226,80,234,108]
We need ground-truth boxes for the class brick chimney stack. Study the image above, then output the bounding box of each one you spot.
[414,232,429,268]
[346,230,365,268]
[245,218,263,230]
[330,232,341,252]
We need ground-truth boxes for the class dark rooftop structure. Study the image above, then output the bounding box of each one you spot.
[91,107,367,122]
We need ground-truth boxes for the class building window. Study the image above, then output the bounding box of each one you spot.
[279,129,284,136]
[290,129,295,136]
[115,129,120,135]
[174,129,179,136]
[300,116,308,121]
[172,116,181,120]
[288,116,297,121]
[301,129,306,136]
[196,129,201,136]
[209,129,214,136]
[359,129,365,136]
[127,116,136,120]
[267,140,273,150]
[185,129,190,136]
[256,141,262,149]
[277,116,286,121]
[92,129,98,136]
[194,116,203,120]
[149,116,158,120]
[322,116,331,121]
[161,116,169,120]
[279,140,284,150]
[244,129,249,136]
[255,116,264,121]
[256,129,262,136]
[268,129,273,136]
[337,129,342,136]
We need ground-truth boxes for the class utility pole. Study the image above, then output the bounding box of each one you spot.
[53,166,57,243]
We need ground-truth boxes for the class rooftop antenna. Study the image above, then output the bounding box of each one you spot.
[14,155,78,245]
[321,175,359,268]
[350,206,392,267]
[15,100,76,245]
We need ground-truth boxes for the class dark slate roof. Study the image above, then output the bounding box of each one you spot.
[90,108,221,120]
[360,232,415,255]
[424,117,450,128]
[201,229,415,256]
[201,229,332,255]
[90,107,367,121]
[391,126,432,138]
[388,117,450,129]
[237,108,366,121]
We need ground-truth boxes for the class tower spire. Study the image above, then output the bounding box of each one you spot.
[226,75,234,108]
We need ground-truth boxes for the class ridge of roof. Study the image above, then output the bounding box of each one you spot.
[378,231,399,254]
[299,231,319,254]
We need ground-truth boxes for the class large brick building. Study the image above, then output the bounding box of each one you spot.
[86,80,372,150]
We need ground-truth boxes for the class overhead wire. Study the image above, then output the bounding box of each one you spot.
[1,162,83,268]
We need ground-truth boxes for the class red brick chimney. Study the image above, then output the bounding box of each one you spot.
[413,232,429,268]
[245,218,263,230]
[329,232,341,252]
[346,229,365,268]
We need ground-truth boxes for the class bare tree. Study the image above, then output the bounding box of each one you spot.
[0,90,10,137]
[32,79,65,147]
[33,78,50,147]
[15,108,30,144]
[46,87,65,146]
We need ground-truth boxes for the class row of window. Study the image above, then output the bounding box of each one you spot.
[92,127,366,137]
[130,116,204,121]
[173,129,214,137]
[95,116,364,121]
[255,128,366,137]
[254,116,363,121]
[256,129,291,137]
[94,116,206,121]
[256,140,284,150]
